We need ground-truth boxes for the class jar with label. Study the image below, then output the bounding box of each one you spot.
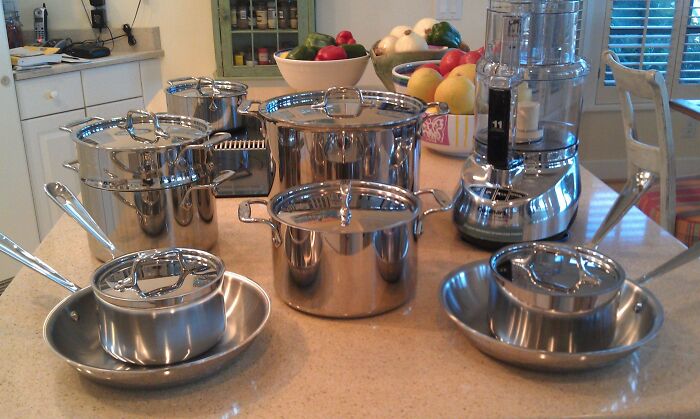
[230,0,238,28]
[267,1,277,29]
[277,0,289,29]
[258,47,270,65]
[237,1,249,29]
[234,52,245,66]
[289,0,298,30]
[255,0,268,30]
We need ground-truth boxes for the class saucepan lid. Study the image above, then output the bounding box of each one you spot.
[92,248,224,309]
[490,242,626,313]
[166,76,248,98]
[269,180,421,233]
[259,87,439,130]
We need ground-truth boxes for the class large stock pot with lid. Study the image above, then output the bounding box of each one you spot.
[240,87,449,194]
[61,110,234,261]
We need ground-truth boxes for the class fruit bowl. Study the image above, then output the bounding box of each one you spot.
[421,112,475,157]
[274,49,370,91]
[370,42,448,92]
[391,60,440,94]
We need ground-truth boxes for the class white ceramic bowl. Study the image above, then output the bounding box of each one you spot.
[421,113,475,157]
[274,49,370,91]
[391,59,440,94]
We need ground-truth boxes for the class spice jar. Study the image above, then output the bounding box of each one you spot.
[234,52,245,66]
[277,0,289,29]
[289,0,298,30]
[255,0,268,30]
[230,0,238,28]
[258,47,270,65]
[267,0,277,29]
[237,0,249,29]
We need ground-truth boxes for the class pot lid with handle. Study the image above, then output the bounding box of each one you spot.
[166,76,248,98]
[490,242,626,314]
[91,248,225,309]
[258,87,447,130]
[269,180,422,233]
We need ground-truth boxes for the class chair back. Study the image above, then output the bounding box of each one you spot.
[601,50,676,233]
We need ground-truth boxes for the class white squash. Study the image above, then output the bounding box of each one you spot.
[377,35,398,55]
[389,25,412,39]
[413,17,439,39]
[394,30,429,53]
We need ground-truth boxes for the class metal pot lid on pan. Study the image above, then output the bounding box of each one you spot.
[259,87,441,131]
[166,77,248,98]
[490,242,626,314]
[269,180,421,233]
[92,248,225,309]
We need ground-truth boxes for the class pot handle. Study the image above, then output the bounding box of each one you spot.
[116,248,205,298]
[0,231,80,293]
[167,76,199,86]
[587,169,657,249]
[239,99,267,138]
[414,188,454,236]
[176,132,232,167]
[238,199,281,247]
[181,170,238,206]
[59,116,105,133]
[310,87,365,118]
[44,182,118,259]
[123,109,170,144]
[63,159,80,173]
[636,241,700,286]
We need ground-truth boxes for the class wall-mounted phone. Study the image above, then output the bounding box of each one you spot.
[33,3,48,44]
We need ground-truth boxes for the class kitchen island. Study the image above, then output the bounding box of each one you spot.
[1,150,699,418]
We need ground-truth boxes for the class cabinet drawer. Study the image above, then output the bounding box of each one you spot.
[82,62,142,106]
[15,72,84,120]
[86,97,145,118]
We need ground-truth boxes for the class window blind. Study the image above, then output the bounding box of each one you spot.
[679,0,700,84]
[603,0,677,86]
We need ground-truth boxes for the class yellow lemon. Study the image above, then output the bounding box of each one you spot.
[434,76,475,115]
[407,67,443,103]
[448,63,477,83]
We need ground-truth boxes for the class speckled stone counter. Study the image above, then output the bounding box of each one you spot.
[1,151,698,418]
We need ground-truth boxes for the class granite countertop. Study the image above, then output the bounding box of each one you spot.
[1,151,699,418]
[13,49,164,81]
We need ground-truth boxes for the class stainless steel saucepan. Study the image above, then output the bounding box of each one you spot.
[487,170,658,352]
[239,180,453,318]
[0,232,226,366]
[166,77,248,132]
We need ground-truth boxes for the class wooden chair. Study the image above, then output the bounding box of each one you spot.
[603,50,700,246]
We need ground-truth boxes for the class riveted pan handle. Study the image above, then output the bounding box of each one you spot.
[238,199,281,247]
[167,76,199,86]
[181,170,238,207]
[123,110,170,144]
[176,132,231,168]
[636,241,700,285]
[59,116,105,133]
[414,188,454,236]
[63,159,80,173]
[310,87,365,118]
[239,99,267,138]
[0,232,80,293]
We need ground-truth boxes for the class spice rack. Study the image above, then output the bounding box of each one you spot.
[212,0,315,79]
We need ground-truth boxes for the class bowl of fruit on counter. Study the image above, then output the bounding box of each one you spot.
[275,31,369,91]
[371,18,469,91]
[392,48,484,157]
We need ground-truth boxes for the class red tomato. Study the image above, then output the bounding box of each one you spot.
[417,63,441,73]
[439,49,467,76]
[459,51,482,65]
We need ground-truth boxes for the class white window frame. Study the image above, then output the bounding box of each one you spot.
[581,0,700,111]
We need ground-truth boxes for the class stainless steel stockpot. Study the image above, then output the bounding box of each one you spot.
[240,87,449,194]
[0,232,226,366]
[166,77,248,132]
[61,110,233,261]
[238,180,452,318]
[488,242,627,352]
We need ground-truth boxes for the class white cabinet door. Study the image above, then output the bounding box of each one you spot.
[0,2,40,281]
[86,97,145,119]
[21,110,85,239]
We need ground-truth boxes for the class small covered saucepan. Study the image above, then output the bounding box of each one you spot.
[0,232,226,366]
[487,170,657,353]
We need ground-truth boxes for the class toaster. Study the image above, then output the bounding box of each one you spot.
[213,134,274,197]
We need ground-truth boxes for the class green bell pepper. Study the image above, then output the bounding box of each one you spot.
[287,45,319,60]
[340,43,367,58]
[304,32,337,49]
[426,22,463,49]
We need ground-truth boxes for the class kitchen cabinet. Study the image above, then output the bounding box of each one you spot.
[212,0,315,78]
[14,59,160,241]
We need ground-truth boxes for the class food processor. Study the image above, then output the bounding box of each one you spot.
[453,0,589,248]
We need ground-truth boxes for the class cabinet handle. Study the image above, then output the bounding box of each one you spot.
[47,90,58,100]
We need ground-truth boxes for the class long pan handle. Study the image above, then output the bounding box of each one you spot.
[587,169,657,249]
[636,242,700,285]
[44,182,118,259]
[0,232,80,293]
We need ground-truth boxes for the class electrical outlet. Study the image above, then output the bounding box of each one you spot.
[435,0,463,20]
[681,119,698,139]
